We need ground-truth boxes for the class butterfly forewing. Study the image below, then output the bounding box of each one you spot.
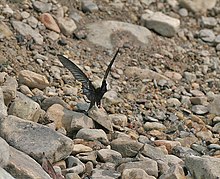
[57,54,95,100]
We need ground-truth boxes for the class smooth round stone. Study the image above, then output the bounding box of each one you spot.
[179,8,188,16]
[191,105,208,115]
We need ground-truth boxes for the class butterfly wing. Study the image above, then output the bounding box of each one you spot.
[103,48,120,81]
[57,54,95,101]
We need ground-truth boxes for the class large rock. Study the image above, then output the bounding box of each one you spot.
[8,92,41,122]
[141,11,180,37]
[86,20,152,49]
[5,147,51,179]
[18,70,49,89]
[0,115,73,163]
[0,137,10,167]
[185,155,220,179]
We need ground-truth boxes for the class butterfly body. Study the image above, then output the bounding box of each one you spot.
[57,49,119,111]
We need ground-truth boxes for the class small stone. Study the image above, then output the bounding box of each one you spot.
[3,5,14,15]
[32,1,52,13]
[8,92,41,122]
[167,98,181,107]
[108,114,127,127]
[88,107,113,132]
[19,85,33,96]
[178,8,188,16]
[183,71,196,82]
[213,122,220,133]
[199,29,215,43]
[76,128,109,145]
[81,0,99,13]
[196,130,213,141]
[27,16,38,28]
[209,95,220,115]
[191,105,209,115]
[76,151,97,164]
[62,156,85,175]
[190,97,207,105]
[143,122,166,131]
[66,173,81,179]
[118,157,158,177]
[18,70,49,89]
[40,13,60,33]
[141,11,180,37]
[11,21,43,44]
[159,164,186,179]
[0,21,13,38]
[201,16,217,28]
[164,71,182,80]
[110,138,143,157]
[92,169,121,179]
[141,144,165,160]
[57,17,77,36]
[20,11,30,19]
[97,149,122,163]
[0,88,7,116]
[154,140,181,154]
[72,144,93,155]
[122,168,156,179]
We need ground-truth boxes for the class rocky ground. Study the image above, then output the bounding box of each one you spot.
[0,0,220,178]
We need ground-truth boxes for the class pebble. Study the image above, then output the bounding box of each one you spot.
[18,70,49,89]
[40,13,60,33]
[183,71,197,82]
[110,138,143,157]
[191,105,209,115]
[199,29,215,43]
[76,128,109,145]
[81,0,99,13]
[143,122,166,131]
[178,8,188,17]
[122,168,156,179]
[56,17,77,36]
[201,16,217,28]
[32,1,52,13]
[141,11,180,37]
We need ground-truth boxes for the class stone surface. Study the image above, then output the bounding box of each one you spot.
[141,11,180,37]
[5,146,51,179]
[185,155,220,179]
[0,137,9,167]
[92,168,121,179]
[143,122,166,131]
[62,156,85,175]
[86,20,152,49]
[18,70,49,89]
[8,92,41,122]
[11,21,43,44]
[209,95,220,115]
[32,1,52,13]
[199,29,215,43]
[72,144,93,155]
[108,114,128,127]
[154,140,181,154]
[0,115,73,163]
[81,0,99,13]
[111,138,143,157]
[0,21,13,38]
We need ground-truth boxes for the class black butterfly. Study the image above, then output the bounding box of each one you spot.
[57,49,120,111]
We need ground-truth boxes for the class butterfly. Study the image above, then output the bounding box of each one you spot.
[57,48,120,112]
